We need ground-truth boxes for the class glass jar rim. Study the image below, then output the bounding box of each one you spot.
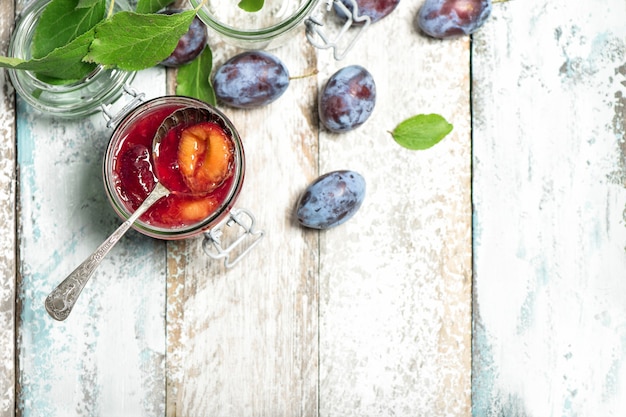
[103,96,246,240]
[190,0,320,40]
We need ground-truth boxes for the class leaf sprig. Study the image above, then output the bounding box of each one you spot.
[0,0,199,83]
[0,0,225,103]
[85,9,197,71]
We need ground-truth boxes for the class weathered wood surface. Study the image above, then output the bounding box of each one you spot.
[472,0,626,415]
[165,1,472,415]
[5,0,625,415]
[4,0,468,414]
[164,35,321,417]
[315,3,472,415]
[13,17,168,411]
[0,0,15,415]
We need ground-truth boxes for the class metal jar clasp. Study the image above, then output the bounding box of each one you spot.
[305,0,371,60]
[101,84,146,129]
[202,208,265,268]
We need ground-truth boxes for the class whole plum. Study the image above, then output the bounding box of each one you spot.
[213,51,290,109]
[319,65,376,133]
[417,0,492,39]
[296,170,366,230]
[334,0,401,24]
[159,10,208,67]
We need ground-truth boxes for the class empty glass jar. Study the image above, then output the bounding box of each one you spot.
[190,0,320,50]
[7,0,134,117]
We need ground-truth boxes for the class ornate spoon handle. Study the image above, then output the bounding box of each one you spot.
[45,182,169,321]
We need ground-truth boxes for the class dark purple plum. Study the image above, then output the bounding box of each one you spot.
[417,0,492,39]
[319,65,376,133]
[296,170,366,230]
[334,0,401,24]
[213,51,290,109]
[160,10,208,68]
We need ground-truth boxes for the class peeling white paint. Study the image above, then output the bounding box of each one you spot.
[473,0,626,415]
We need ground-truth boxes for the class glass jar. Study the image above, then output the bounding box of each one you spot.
[7,0,135,117]
[44,96,261,322]
[190,0,369,58]
[190,0,320,50]
[103,95,263,266]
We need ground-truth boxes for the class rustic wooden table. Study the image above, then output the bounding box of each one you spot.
[1,0,626,415]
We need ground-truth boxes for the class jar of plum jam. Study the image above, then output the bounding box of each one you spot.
[7,0,134,117]
[103,96,263,266]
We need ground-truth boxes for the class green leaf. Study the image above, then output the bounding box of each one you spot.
[136,0,174,14]
[176,47,216,106]
[0,28,98,81]
[391,114,453,150]
[238,0,264,12]
[85,10,196,71]
[32,0,106,59]
[76,0,103,8]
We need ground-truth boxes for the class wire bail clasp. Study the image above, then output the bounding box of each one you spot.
[305,0,370,60]
[101,84,146,129]
[202,208,264,268]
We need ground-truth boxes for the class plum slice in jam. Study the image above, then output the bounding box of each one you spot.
[175,122,234,194]
[112,105,236,229]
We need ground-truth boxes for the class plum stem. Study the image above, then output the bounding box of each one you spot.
[289,69,319,81]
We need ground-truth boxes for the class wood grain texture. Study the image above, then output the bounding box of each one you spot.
[165,30,320,417]
[472,0,626,415]
[0,0,16,415]
[315,2,471,415]
[9,0,472,415]
[166,2,472,415]
[16,69,168,417]
[7,0,626,414]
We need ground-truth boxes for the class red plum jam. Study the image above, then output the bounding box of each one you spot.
[103,96,244,240]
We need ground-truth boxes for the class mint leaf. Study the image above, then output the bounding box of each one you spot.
[32,0,106,59]
[176,47,216,105]
[136,0,174,14]
[391,114,453,150]
[238,0,264,12]
[0,28,97,81]
[85,10,196,71]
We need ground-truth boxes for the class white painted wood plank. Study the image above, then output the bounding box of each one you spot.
[316,1,472,416]
[472,0,626,415]
[165,32,320,416]
[9,1,473,415]
[0,0,16,415]
[16,68,167,416]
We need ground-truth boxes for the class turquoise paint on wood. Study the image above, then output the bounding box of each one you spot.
[16,68,168,417]
[472,0,626,415]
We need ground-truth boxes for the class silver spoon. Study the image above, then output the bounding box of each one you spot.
[44,182,170,321]
[45,107,213,321]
